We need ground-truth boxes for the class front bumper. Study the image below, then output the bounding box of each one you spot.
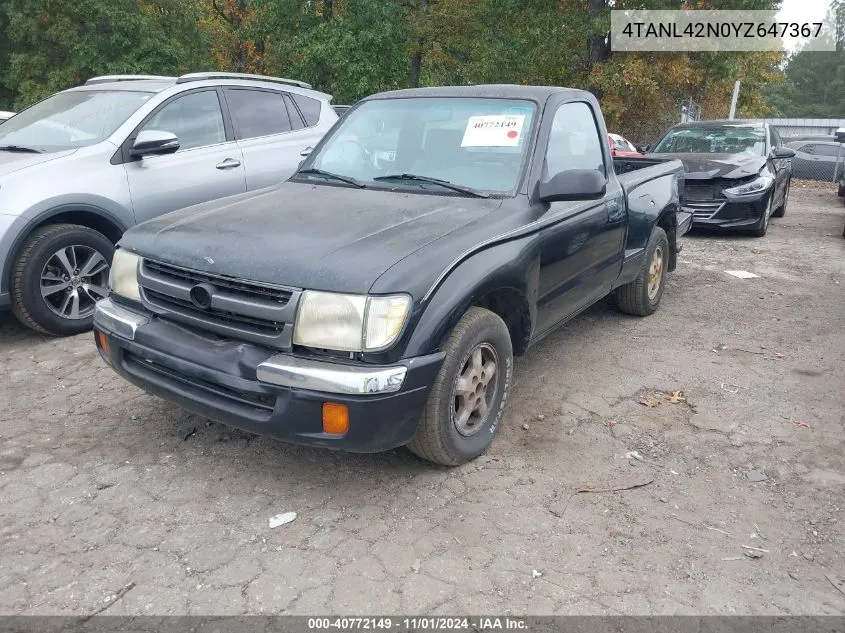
[94,298,443,453]
[686,189,770,231]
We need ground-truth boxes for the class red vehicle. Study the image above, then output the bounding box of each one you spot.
[608,133,644,158]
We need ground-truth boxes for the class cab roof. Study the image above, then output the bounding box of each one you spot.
[364,84,593,103]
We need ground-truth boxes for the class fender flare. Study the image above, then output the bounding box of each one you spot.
[2,204,128,292]
[402,237,540,358]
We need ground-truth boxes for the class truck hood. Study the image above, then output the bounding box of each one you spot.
[647,152,766,180]
[0,149,77,176]
[120,182,503,294]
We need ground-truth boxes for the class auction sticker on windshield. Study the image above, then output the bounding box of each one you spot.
[461,114,525,147]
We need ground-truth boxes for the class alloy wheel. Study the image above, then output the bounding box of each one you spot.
[40,245,110,320]
[451,343,499,437]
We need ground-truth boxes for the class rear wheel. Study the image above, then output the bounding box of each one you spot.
[772,179,789,218]
[407,307,513,466]
[615,226,668,317]
[11,224,113,335]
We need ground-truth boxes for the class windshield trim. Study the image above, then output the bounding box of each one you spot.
[292,95,541,198]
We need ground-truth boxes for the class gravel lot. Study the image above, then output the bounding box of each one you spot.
[1,186,844,616]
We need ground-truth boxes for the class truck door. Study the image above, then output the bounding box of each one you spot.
[533,101,626,336]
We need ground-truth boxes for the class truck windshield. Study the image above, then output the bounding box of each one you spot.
[0,90,153,152]
[653,125,766,156]
[300,97,536,194]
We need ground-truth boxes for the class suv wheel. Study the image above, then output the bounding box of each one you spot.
[11,224,114,335]
[407,307,513,466]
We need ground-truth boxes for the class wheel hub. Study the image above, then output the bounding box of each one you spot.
[647,246,664,301]
[451,343,499,437]
[40,245,110,320]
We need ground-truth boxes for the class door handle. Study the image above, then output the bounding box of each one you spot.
[216,158,241,170]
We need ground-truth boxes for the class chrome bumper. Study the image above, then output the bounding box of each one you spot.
[256,356,406,395]
[94,297,149,340]
[94,298,407,396]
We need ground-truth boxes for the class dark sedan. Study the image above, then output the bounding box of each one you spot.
[649,120,794,237]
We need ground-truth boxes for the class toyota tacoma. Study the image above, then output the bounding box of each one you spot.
[94,85,687,466]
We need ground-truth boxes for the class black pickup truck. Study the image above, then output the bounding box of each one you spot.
[94,85,687,465]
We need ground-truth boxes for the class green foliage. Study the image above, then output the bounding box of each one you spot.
[764,0,845,116]
[0,0,804,125]
[1,0,213,109]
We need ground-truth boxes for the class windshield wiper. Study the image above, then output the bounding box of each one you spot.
[0,145,43,154]
[373,173,490,198]
[297,168,366,188]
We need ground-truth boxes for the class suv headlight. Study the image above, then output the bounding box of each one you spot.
[293,291,411,352]
[723,176,773,197]
[109,249,141,302]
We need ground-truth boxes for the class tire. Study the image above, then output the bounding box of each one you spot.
[749,193,773,238]
[772,179,789,218]
[11,224,114,335]
[407,307,513,466]
[615,226,669,317]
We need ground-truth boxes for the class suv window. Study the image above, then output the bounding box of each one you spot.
[226,89,292,139]
[813,144,842,157]
[546,102,605,176]
[141,90,225,150]
[291,93,321,127]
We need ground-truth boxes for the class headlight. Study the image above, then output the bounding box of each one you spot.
[294,291,410,352]
[108,249,141,302]
[723,176,773,197]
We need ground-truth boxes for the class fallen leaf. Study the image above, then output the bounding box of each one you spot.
[792,420,811,429]
[640,397,661,408]
[666,390,686,404]
[606,419,617,429]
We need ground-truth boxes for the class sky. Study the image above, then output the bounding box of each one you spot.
[777,0,834,52]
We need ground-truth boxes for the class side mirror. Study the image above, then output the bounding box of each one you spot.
[639,144,650,153]
[834,128,845,143]
[537,169,607,203]
[300,146,314,157]
[131,130,179,158]
[772,147,795,159]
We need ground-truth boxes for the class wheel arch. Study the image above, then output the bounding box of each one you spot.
[400,238,539,359]
[4,205,127,293]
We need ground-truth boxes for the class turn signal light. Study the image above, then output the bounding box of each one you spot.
[322,402,349,435]
[95,330,109,355]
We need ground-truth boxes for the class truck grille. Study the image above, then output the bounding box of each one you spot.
[144,260,292,305]
[138,259,300,349]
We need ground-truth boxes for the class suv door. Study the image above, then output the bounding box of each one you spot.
[533,101,625,336]
[123,88,246,224]
[223,88,323,190]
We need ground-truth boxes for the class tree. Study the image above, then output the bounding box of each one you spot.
[764,0,845,116]
[1,0,213,108]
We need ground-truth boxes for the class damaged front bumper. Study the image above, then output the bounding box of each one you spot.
[93,298,443,453]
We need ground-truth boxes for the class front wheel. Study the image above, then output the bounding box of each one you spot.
[750,193,773,237]
[11,224,114,335]
[407,307,513,466]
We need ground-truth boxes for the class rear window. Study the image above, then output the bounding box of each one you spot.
[291,94,321,127]
[226,89,292,139]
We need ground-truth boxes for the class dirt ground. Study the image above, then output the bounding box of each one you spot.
[1,186,844,616]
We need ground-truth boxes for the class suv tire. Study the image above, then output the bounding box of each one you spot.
[12,224,114,335]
